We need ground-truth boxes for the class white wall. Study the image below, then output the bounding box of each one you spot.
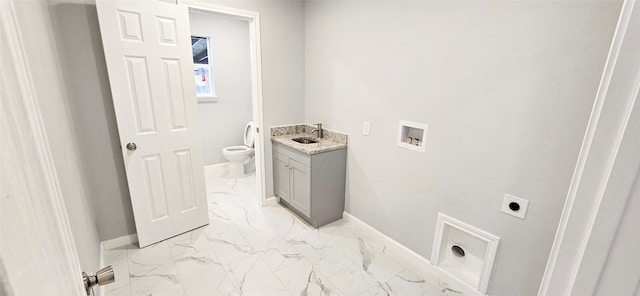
[190,12,253,165]
[12,0,102,274]
[304,1,621,295]
[47,0,137,241]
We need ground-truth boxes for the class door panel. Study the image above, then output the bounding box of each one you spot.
[141,154,169,220]
[96,0,208,247]
[175,150,196,211]
[156,16,178,45]
[290,159,311,217]
[273,152,290,202]
[162,58,188,130]
[126,56,157,133]
[117,10,144,42]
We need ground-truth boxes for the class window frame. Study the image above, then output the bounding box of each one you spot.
[191,35,218,103]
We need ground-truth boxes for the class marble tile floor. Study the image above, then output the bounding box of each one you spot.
[103,168,460,296]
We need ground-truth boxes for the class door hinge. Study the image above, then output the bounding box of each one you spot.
[256,127,259,133]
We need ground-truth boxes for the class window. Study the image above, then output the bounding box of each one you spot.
[191,36,216,101]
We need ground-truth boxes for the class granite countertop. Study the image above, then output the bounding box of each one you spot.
[270,124,348,155]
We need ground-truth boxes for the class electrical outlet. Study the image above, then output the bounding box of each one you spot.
[501,194,529,220]
[363,122,370,136]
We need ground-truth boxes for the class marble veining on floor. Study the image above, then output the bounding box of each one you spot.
[103,166,461,296]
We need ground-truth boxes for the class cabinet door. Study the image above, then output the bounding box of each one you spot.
[273,152,290,202]
[290,159,311,217]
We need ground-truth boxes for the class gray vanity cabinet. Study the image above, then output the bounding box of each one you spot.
[272,142,346,228]
[273,152,291,203]
[289,159,311,217]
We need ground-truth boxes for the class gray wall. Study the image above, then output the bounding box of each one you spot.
[206,0,307,198]
[26,1,622,293]
[303,1,621,295]
[190,12,253,166]
[44,0,305,240]
[48,0,137,241]
[13,0,102,273]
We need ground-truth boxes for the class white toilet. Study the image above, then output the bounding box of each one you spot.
[222,122,255,178]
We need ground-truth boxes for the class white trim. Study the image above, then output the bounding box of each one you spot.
[342,212,484,296]
[0,0,84,294]
[538,0,640,294]
[431,213,500,294]
[343,212,431,266]
[4,1,82,275]
[98,242,106,296]
[204,162,228,176]
[197,96,218,103]
[98,233,139,296]
[180,0,267,208]
[101,234,139,251]
[397,120,428,153]
[192,34,217,99]
[180,0,259,20]
[264,196,279,207]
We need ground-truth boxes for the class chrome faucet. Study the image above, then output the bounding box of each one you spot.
[310,123,323,138]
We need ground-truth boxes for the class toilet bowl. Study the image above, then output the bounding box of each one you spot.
[222,122,255,178]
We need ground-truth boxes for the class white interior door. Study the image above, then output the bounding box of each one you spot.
[539,0,640,294]
[96,0,208,247]
[1,1,84,293]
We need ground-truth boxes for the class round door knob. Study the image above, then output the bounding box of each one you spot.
[96,265,115,286]
[126,142,137,151]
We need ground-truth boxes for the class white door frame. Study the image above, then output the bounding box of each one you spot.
[0,0,84,294]
[180,0,267,206]
[538,0,640,294]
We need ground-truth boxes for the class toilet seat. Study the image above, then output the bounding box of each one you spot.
[244,122,255,147]
[223,145,252,155]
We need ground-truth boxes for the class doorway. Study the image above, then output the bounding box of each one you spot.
[95,0,267,247]
[184,2,267,207]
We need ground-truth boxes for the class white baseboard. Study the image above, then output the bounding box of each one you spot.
[98,242,105,296]
[342,212,485,296]
[264,196,279,207]
[342,211,431,265]
[101,233,138,251]
[98,234,137,296]
[99,240,105,269]
[204,162,228,175]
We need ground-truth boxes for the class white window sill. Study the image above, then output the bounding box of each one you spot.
[197,96,218,103]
